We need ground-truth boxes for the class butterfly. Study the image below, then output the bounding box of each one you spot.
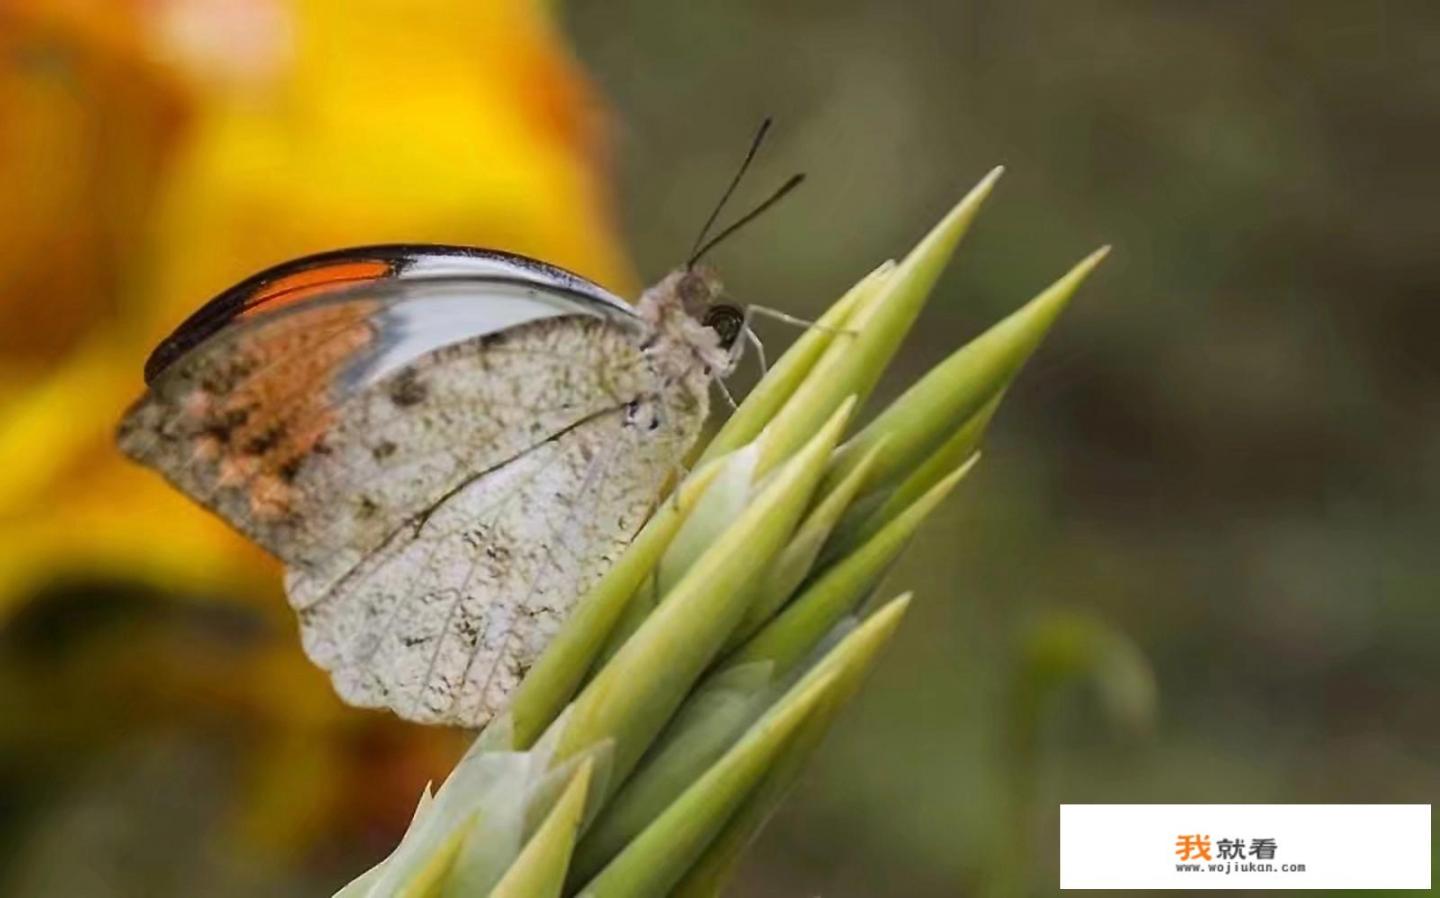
[117,122,802,728]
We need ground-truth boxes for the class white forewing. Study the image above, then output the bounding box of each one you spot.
[397,251,633,314]
[356,286,617,387]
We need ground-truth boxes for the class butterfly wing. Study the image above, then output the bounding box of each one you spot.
[120,248,711,726]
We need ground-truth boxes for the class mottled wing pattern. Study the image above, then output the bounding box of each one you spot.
[120,296,387,558]
[292,392,700,726]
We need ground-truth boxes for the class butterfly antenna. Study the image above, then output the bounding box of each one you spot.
[688,118,774,267]
[689,172,806,266]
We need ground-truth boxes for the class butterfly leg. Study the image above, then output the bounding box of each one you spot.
[744,326,768,376]
[747,304,858,336]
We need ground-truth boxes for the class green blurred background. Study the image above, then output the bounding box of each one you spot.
[1,1,1435,895]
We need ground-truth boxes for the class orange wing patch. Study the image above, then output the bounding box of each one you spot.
[239,260,393,318]
[186,300,382,520]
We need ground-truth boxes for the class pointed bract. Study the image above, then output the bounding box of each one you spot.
[669,595,913,898]
[755,167,1004,475]
[829,245,1108,495]
[732,461,974,676]
[577,594,913,884]
[487,760,593,898]
[574,671,838,898]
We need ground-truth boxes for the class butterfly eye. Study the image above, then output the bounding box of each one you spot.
[702,303,745,350]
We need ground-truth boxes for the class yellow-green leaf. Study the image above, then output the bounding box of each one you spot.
[754,167,1003,476]
[487,759,594,898]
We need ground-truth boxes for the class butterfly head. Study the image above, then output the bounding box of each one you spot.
[675,264,722,316]
[673,265,743,352]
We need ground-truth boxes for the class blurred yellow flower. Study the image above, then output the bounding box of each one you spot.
[0,0,633,863]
